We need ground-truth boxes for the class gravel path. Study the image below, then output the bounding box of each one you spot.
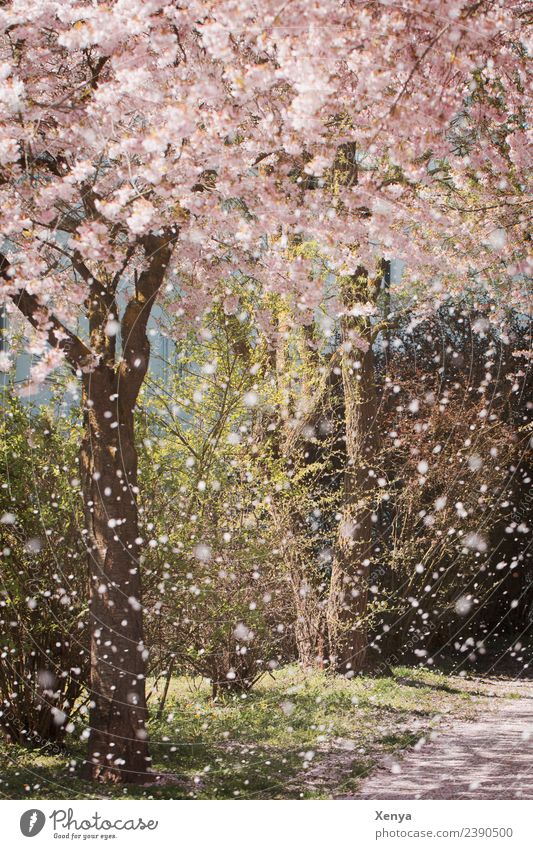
[355,680,533,799]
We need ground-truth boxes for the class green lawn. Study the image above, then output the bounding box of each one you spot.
[0,666,483,800]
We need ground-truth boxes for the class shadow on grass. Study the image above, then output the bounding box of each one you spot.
[393,676,483,696]
[0,732,308,800]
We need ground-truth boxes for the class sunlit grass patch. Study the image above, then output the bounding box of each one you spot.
[0,666,477,800]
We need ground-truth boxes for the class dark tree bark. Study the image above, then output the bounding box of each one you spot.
[79,364,150,782]
[327,266,380,675]
[1,234,173,783]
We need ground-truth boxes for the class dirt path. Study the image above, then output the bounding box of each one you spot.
[353,679,533,800]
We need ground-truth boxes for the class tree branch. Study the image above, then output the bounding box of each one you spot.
[118,232,175,407]
[0,252,93,372]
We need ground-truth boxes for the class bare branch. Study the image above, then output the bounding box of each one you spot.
[119,232,175,407]
[0,252,93,372]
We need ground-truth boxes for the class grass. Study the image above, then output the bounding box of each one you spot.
[0,666,479,800]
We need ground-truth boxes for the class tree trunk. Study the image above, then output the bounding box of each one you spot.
[156,657,175,721]
[79,365,150,783]
[2,234,173,783]
[327,268,379,675]
[274,315,326,669]
[277,524,325,669]
[294,586,325,669]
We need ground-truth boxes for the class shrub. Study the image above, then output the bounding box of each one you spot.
[0,395,88,745]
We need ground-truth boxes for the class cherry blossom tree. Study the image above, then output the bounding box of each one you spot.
[0,0,530,781]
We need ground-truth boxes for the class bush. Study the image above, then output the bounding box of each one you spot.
[137,310,295,696]
[0,395,88,745]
